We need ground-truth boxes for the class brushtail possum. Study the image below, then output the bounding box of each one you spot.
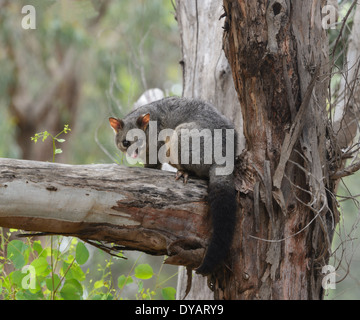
[109,97,237,275]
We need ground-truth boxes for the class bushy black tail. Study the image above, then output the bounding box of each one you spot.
[196,165,237,275]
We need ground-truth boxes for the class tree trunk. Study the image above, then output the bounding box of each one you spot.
[5,38,80,162]
[214,0,335,299]
[333,3,360,150]
[175,0,243,299]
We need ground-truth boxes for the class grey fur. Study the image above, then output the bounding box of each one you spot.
[110,97,237,274]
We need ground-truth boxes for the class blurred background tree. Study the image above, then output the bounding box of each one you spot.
[0,0,181,163]
[0,0,181,299]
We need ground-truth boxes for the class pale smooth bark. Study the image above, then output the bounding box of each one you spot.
[175,0,243,300]
[333,3,360,149]
[0,158,209,268]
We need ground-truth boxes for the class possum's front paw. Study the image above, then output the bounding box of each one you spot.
[175,170,189,184]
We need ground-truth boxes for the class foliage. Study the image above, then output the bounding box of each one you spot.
[0,230,176,300]
[1,231,89,300]
[31,124,71,162]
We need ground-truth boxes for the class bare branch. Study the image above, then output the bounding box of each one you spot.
[330,160,360,180]
[0,158,209,269]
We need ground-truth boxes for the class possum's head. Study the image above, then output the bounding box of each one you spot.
[109,114,149,160]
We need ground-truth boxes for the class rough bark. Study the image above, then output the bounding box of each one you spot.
[0,158,209,268]
[216,0,336,299]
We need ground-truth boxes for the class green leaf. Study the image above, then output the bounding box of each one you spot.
[33,241,48,259]
[134,264,153,280]
[94,280,104,289]
[117,275,133,289]
[137,280,144,293]
[46,274,61,291]
[75,242,89,265]
[55,138,65,143]
[32,241,43,254]
[31,257,50,276]
[60,279,83,300]
[55,148,63,154]
[7,240,29,269]
[62,262,86,281]
[63,124,71,134]
[9,270,25,287]
[161,287,176,300]
[42,131,50,142]
[63,254,75,264]
[15,290,43,300]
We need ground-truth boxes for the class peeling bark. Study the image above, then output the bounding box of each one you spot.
[218,0,335,299]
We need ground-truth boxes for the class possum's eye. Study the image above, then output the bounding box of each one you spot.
[122,140,131,148]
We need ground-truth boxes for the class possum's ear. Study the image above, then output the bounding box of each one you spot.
[136,113,150,130]
[109,117,124,133]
